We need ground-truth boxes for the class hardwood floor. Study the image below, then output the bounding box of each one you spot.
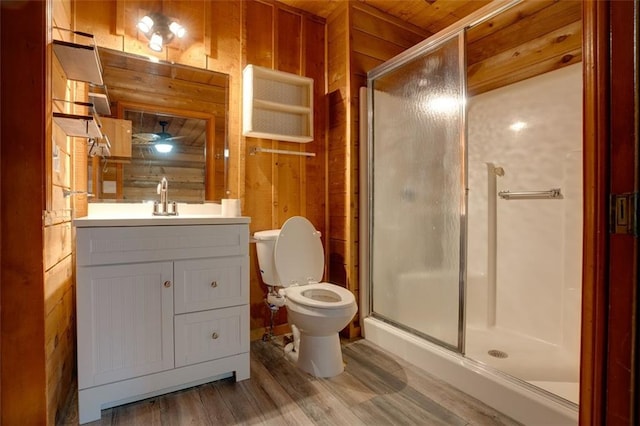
[60,338,520,425]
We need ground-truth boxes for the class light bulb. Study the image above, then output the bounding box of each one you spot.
[148,33,163,52]
[509,121,527,132]
[169,22,186,38]
[155,143,173,153]
[137,15,153,34]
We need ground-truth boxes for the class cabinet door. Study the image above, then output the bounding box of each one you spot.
[174,257,248,314]
[174,305,249,367]
[77,262,174,389]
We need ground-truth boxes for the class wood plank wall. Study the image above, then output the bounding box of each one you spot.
[327,2,430,337]
[243,0,327,335]
[46,1,86,423]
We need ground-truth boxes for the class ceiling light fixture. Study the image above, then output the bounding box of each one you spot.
[154,142,173,153]
[137,12,186,52]
[509,121,527,132]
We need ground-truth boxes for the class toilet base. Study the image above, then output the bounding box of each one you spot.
[296,332,344,377]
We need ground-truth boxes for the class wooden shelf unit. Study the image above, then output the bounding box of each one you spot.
[242,65,314,143]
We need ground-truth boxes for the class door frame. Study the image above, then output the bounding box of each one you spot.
[580,0,639,424]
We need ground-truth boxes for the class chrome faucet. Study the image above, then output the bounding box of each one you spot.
[153,176,178,216]
[159,177,168,210]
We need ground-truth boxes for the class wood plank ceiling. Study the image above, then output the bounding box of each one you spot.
[277,0,491,33]
[279,0,582,95]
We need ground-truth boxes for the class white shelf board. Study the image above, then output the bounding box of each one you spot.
[243,64,313,143]
[88,92,111,116]
[252,99,311,114]
[53,40,103,85]
[53,112,102,139]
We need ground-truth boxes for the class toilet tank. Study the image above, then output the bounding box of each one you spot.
[253,229,281,286]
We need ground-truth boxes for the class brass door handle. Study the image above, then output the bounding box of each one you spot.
[211,281,218,288]
[211,332,219,340]
[164,280,171,288]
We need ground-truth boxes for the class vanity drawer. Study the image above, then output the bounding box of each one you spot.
[77,225,248,266]
[174,257,249,314]
[174,305,249,368]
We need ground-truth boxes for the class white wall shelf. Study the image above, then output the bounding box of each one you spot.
[243,65,314,143]
[53,39,104,86]
[88,92,111,116]
[52,29,113,158]
[53,112,102,139]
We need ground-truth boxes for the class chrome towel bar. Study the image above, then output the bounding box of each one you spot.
[498,188,563,200]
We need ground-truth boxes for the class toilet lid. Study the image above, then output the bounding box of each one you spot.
[274,216,324,287]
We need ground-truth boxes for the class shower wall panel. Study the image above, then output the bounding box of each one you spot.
[467,63,583,350]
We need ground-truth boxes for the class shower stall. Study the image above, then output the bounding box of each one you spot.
[362,2,582,424]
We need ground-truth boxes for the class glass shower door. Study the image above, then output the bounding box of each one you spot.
[369,33,466,350]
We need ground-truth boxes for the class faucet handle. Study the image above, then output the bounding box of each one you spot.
[157,182,162,195]
[168,201,178,216]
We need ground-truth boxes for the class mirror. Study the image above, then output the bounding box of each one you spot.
[90,48,229,202]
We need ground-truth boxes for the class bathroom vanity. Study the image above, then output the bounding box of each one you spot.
[74,214,250,424]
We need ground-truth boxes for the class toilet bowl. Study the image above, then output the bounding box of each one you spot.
[254,216,357,378]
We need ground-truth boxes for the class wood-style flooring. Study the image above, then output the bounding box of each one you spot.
[60,338,520,425]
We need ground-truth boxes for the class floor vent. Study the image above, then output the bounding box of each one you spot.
[488,349,509,359]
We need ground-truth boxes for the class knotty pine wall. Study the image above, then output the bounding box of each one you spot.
[47,1,89,424]
[327,2,430,337]
[243,1,327,335]
[466,0,582,96]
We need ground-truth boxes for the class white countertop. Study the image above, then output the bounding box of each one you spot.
[74,202,250,227]
[74,215,251,227]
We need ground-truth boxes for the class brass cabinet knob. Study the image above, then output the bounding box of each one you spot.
[211,332,219,340]
[211,281,218,288]
[164,281,171,288]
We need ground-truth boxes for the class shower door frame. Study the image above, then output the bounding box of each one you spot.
[367,31,468,353]
[361,0,522,354]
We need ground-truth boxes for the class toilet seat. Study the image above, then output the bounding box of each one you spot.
[274,216,324,287]
[286,283,355,310]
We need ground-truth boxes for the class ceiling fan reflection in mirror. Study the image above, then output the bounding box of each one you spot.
[132,120,185,153]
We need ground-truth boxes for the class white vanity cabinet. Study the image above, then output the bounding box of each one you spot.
[74,219,250,424]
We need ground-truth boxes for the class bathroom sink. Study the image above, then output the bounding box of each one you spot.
[73,202,249,227]
[74,215,250,227]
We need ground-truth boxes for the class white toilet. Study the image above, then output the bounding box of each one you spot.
[254,216,357,378]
